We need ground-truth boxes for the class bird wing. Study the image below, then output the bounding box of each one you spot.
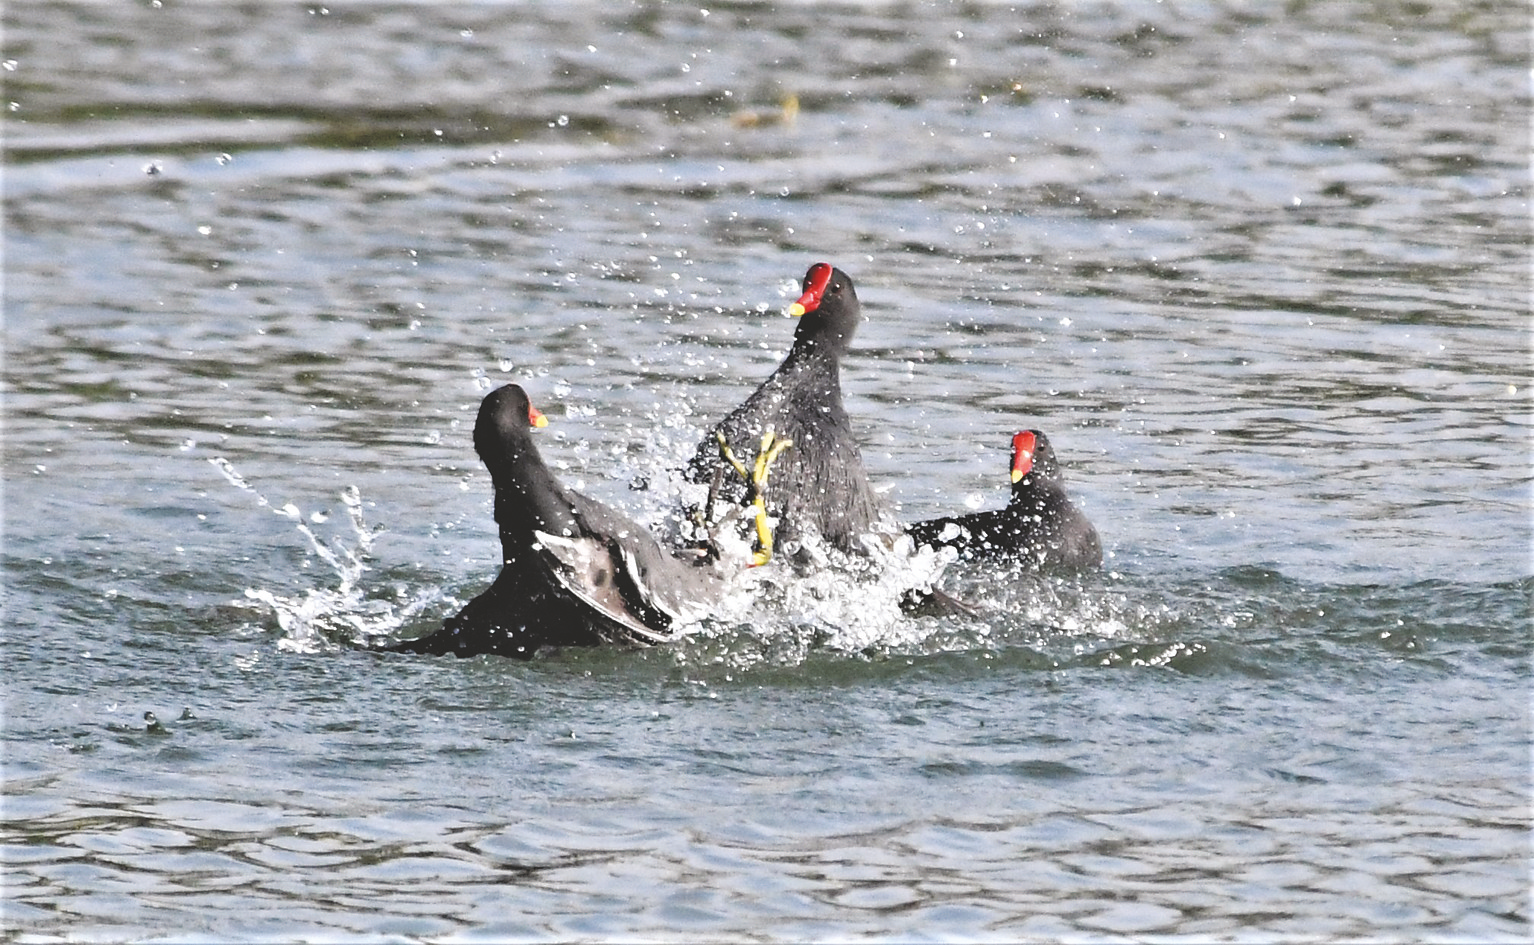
[533,530,677,646]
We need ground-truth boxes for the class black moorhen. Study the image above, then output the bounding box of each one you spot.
[389,384,725,659]
[906,430,1101,572]
[685,263,893,563]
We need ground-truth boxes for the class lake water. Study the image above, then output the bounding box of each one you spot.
[3,1,1529,940]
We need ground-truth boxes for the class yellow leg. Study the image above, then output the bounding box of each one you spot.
[715,431,750,481]
[716,430,792,566]
[747,431,793,566]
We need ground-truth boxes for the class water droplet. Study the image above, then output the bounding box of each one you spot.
[215,152,232,165]
[556,114,570,127]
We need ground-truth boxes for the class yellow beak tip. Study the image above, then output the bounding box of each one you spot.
[533,416,549,429]
[787,303,806,317]
[1010,470,1023,483]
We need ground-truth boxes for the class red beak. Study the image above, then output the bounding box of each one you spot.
[1010,431,1036,482]
[787,262,833,316]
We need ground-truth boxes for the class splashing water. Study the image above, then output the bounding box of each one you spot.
[662,533,995,673]
[210,457,441,654]
[208,448,1145,668]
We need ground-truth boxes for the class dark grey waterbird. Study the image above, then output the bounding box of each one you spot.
[907,430,1101,572]
[685,263,895,563]
[390,384,726,659]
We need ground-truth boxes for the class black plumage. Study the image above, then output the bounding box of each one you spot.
[389,384,723,659]
[907,430,1101,572]
[685,263,892,561]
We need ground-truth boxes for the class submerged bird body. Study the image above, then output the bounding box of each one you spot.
[687,264,891,560]
[907,430,1101,572]
[390,384,722,659]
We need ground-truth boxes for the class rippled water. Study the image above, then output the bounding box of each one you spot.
[4,1,1529,941]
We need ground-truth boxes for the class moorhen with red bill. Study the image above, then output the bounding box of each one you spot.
[686,263,894,563]
[907,430,1101,572]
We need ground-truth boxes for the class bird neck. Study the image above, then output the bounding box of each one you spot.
[792,315,854,358]
[775,342,845,404]
[1008,474,1067,512]
[489,445,578,539]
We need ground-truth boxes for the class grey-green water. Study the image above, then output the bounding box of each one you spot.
[3,2,1529,940]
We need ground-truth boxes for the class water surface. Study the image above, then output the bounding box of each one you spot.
[3,1,1529,940]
